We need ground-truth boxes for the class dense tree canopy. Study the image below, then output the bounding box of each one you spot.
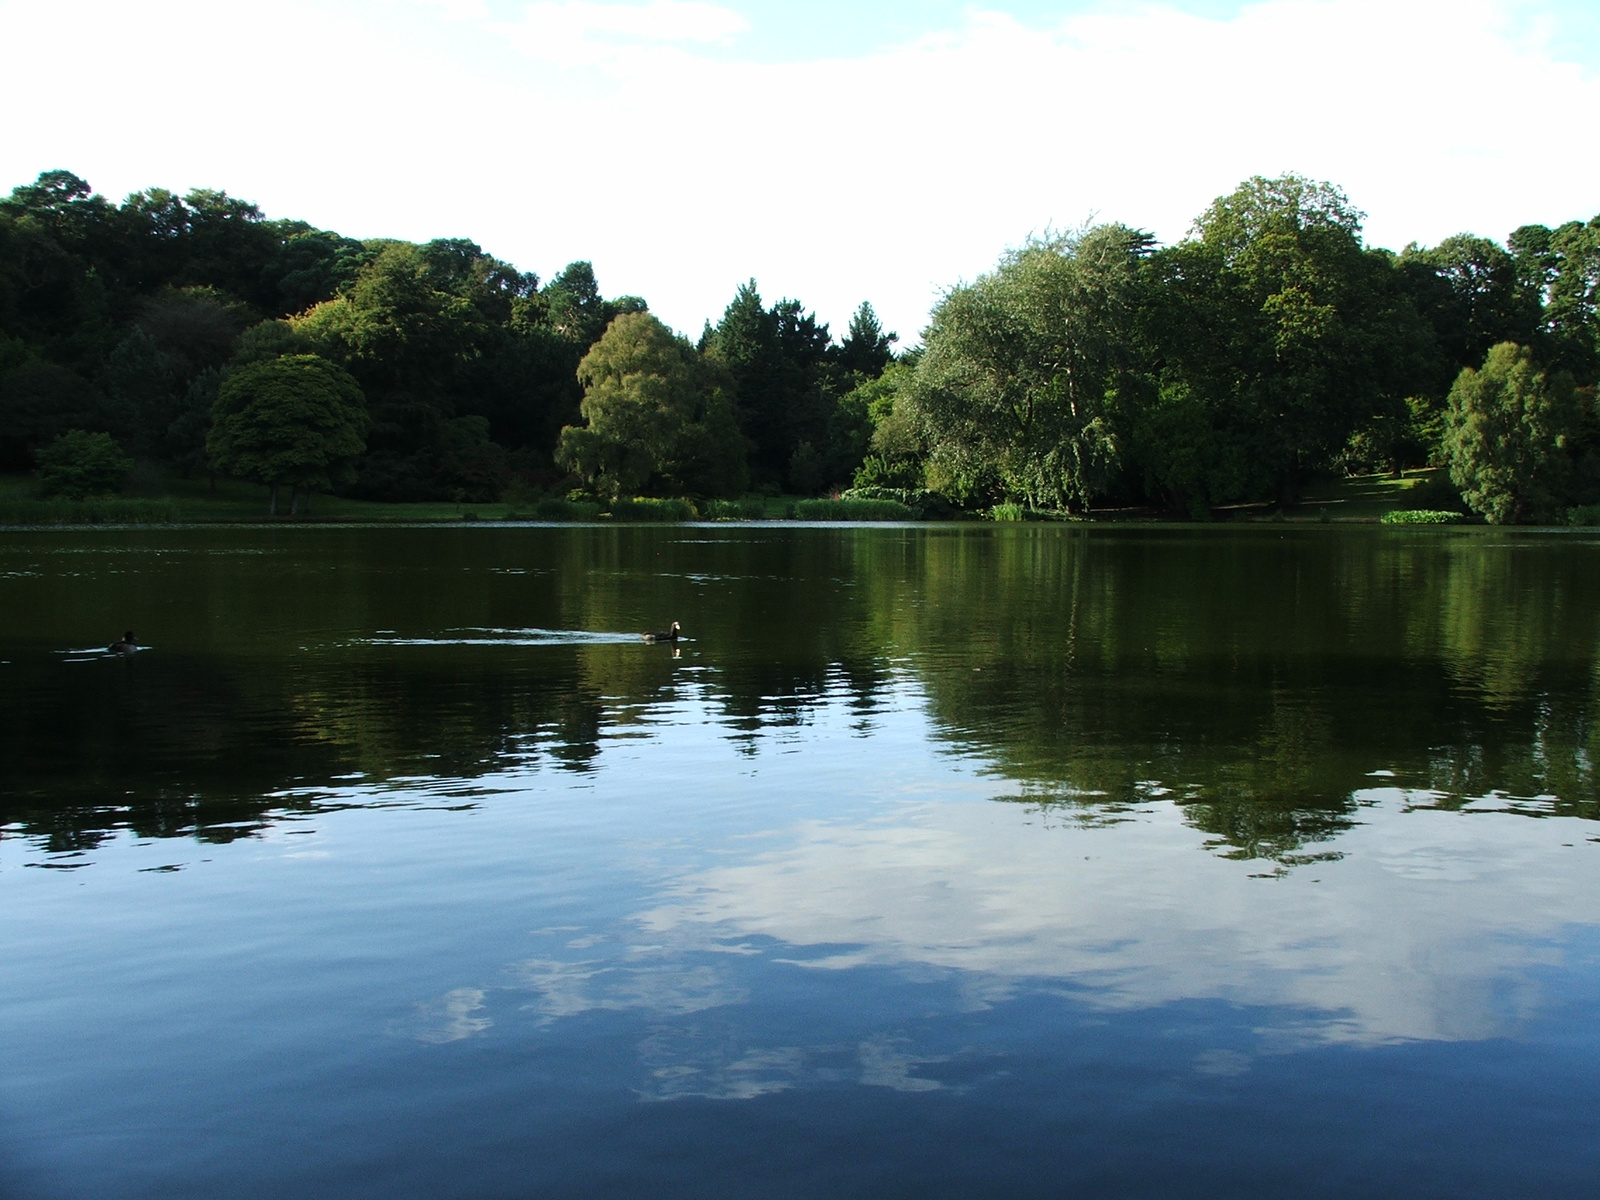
[556,312,745,499]
[909,224,1149,511]
[207,355,369,514]
[6,166,1600,522]
[1444,343,1576,524]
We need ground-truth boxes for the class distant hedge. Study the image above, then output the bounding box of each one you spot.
[702,498,766,520]
[0,498,177,525]
[609,497,696,522]
[793,497,914,521]
[525,498,602,521]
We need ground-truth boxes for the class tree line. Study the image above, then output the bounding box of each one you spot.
[895,175,1600,521]
[0,169,895,509]
[4,168,1600,521]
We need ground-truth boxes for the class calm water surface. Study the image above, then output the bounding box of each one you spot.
[4,523,1600,1198]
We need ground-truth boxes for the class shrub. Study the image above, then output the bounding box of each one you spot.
[837,486,955,519]
[702,498,766,520]
[793,497,914,521]
[1380,509,1466,525]
[608,497,696,521]
[532,497,602,521]
[990,503,1026,522]
[35,430,131,500]
[1567,504,1600,527]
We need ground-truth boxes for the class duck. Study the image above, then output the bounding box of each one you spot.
[108,630,137,654]
[641,621,681,643]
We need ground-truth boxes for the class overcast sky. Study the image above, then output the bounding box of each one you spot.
[4,0,1599,343]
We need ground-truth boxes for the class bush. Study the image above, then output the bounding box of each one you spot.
[702,498,766,520]
[1567,504,1600,527]
[793,497,914,521]
[990,503,1026,522]
[0,498,176,525]
[531,497,602,521]
[35,430,130,499]
[608,497,696,521]
[1380,509,1466,525]
[839,486,946,519]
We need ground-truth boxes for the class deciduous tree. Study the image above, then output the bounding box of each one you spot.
[207,355,369,514]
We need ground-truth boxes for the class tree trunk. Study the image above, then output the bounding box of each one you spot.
[304,489,313,516]
[268,483,279,516]
[289,487,301,516]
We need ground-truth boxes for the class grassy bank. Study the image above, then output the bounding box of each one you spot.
[0,468,1481,526]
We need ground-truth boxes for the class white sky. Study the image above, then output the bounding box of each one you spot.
[3,0,1598,343]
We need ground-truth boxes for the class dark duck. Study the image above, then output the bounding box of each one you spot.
[108,630,137,654]
[641,621,681,643]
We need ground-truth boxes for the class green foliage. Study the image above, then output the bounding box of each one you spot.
[608,496,696,521]
[838,486,950,519]
[1567,504,1600,526]
[1380,509,1466,524]
[556,312,746,499]
[1137,174,1435,509]
[0,362,102,470]
[910,224,1151,512]
[0,497,175,524]
[838,301,897,377]
[530,497,602,521]
[1444,342,1575,524]
[208,355,369,509]
[232,319,313,367]
[34,429,130,498]
[702,498,766,520]
[1398,234,1538,386]
[990,502,1027,522]
[11,164,1600,521]
[793,497,914,521]
[706,281,843,491]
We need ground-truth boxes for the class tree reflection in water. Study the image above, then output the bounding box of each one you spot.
[3,524,1598,865]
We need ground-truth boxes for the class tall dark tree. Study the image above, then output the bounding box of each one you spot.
[838,301,897,377]
[708,281,839,490]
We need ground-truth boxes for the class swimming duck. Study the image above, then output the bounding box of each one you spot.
[109,630,137,654]
[641,621,681,643]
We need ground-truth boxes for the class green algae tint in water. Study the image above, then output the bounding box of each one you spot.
[3,523,1600,1199]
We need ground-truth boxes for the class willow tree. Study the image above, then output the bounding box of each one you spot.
[556,312,746,500]
[908,223,1152,512]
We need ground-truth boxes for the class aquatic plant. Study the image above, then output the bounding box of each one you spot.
[1380,509,1466,524]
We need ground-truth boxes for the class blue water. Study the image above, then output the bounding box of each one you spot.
[4,523,1600,1197]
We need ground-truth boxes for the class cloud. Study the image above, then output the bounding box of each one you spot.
[637,790,1594,1046]
[500,0,749,65]
[0,0,1596,342]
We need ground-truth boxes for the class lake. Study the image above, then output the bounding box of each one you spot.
[3,522,1600,1198]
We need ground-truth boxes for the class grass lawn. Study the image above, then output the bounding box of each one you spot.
[0,471,827,524]
[1292,467,1464,521]
[0,472,525,523]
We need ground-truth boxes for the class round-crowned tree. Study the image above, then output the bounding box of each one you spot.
[207,354,368,514]
[35,430,131,499]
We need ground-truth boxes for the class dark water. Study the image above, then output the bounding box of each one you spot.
[4,522,1600,1199]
